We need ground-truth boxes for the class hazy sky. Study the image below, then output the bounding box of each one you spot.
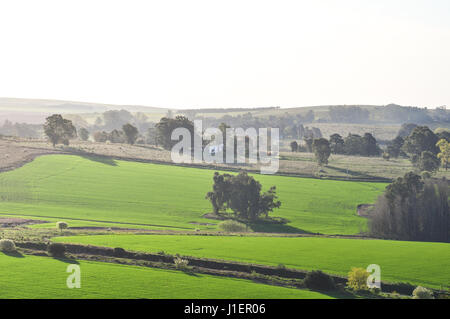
[0,0,449,109]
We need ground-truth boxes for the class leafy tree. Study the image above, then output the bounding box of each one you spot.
[290,141,298,152]
[415,151,440,173]
[362,133,381,156]
[343,134,363,155]
[437,139,450,170]
[329,133,345,154]
[206,172,281,221]
[78,128,90,141]
[436,130,450,143]
[402,126,439,156]
[347,268,370,291]
[155,116,195,150]
[43,114,77,147]
[312,138,331,165]
[386,136,404,158]
[122,123,139,145]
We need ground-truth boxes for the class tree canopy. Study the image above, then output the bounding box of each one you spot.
[43,114,77,147]
[206,172,281,221]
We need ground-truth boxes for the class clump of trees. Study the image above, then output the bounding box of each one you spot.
[290,131,380,160]
[384,125,450,174]
[368,172,449,242]
[92,123,140,145]
[43,114,77,147]
[206,172,281,221]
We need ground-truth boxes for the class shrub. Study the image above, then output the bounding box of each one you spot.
[56,221,68,232]
[304,270,336,291]
[0,239,16,252]
[347,267,370,291]
[412,286,434,299]
[48,243,66,257]
[174,257,189,270]
[218,220,249,233]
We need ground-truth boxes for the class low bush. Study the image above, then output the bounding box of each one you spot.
[174,257,189,270]
[304,270,336,291]
[412,286,434,299]
[347,267,369,291]
[218,220,249,233]
[48,243,66,257]
[0,239,16,252]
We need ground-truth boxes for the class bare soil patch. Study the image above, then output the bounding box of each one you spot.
[0,217,48,227]
[0,137,60,173]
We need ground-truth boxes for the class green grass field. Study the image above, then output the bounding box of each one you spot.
[0,252,332,299]
[0,155,386,234]
[54,234,450,289]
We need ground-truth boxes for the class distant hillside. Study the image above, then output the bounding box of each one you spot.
[0,97,169,114]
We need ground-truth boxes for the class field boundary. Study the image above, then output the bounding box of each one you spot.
[53,149,394,183]
[16,241,438,296]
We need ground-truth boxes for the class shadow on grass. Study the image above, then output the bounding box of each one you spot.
[182,270,200,277]
[53,256,80,264]
[248,220,314,234]
[80,155,117,166]
[62,147,118,166]
[2,250,24,258]
[326,165,384,181]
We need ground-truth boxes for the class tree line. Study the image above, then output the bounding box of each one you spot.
[43,114,141,146]
[369,172,449,243]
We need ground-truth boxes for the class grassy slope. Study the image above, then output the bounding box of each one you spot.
[0,155,386,234]
[0,253,331,299]
[54,234,450,289]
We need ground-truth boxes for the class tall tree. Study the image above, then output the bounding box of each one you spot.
[312,138,331,166]
[78,128,90,141]
[415,151,440,173]
[329,133,344,154]
[43,114,77,147]
[386,136,404,158]
[402,126,439,156]
[290,141,298,152]
[362,133,381,156]
[122,123,139,145]
[436,139,450,170]
[155,116,195,150]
